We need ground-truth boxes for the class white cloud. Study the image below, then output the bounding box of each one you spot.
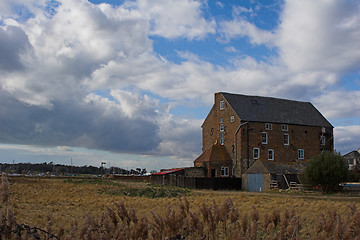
[156,115,202,163]
[219,18,275,46]
[136,0,216,39]
[109,90,160,119]
[57,146,73,152]
[312,91,360,120]
[334,126,360,154]
[277,0,360,73]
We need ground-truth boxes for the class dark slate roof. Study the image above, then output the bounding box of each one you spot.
[343,150,360,159]
[220,92,332,127]
[261,161,307,174]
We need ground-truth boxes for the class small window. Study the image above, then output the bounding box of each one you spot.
[298,149,304,159]
[220,132,224,145]
[320,136,325,145]
[268,149,274,160]
[349,159,356,166]
[253,148,260,159]
[284,134,289,145]
[321,127,326,133]
[219,118,224,132]
[265,123,272,130]
[282,124,288,131]
[262,132,267,144]
[221,167,229,176]
[230,116,234,122]
[220,100,225,110]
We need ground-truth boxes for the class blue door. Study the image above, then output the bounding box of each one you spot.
[247,174,263,192]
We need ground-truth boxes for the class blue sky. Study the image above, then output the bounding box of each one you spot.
[0,0,359,171]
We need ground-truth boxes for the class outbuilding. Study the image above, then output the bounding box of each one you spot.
[242,160,306,191]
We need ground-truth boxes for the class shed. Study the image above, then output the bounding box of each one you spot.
[242,160,306,191]
[150,168,185,185]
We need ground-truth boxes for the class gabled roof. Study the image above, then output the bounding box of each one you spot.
[343,150,360,159]
[152,168,184,175]
[245,160,307,175]
[194,144,232,166]
[220,92,332,127]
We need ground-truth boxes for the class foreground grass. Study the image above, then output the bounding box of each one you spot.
[2,176,360,239]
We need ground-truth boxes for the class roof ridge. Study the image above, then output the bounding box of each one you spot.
[219,92,311,104]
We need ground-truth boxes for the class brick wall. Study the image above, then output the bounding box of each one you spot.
[237,122,333,175]
[263,174,271,191]
[184,167,205,177]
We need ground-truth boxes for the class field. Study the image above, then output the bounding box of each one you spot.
[1,175,360,239]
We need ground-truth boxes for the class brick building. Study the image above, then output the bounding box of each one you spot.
[343,149,360,171]
[196,92,333,178]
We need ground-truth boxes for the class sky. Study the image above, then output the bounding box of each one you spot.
[1,0,360,171]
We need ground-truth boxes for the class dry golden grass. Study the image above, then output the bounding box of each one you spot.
[2,176,360,239]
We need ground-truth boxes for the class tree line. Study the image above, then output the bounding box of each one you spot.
[0,162,147,176]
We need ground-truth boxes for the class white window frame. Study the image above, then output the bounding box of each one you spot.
[220,132,224,145]
[265,123,272,130]
[320,136,325,145]
[284,133,289,145]
[349,159,356,166]
[298,149,304,159]
[230,116,234,122]
[221,167,229,176]
[268,149,274,161]
[261,132,268,144]
[282,124,288,131]
[220,100,225,110]
[253,148,260,159]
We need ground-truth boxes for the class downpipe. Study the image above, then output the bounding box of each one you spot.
[232,122,248,177]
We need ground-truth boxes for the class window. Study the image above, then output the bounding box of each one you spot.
[284,134,289,145]
[221,167,229,176]
[230,116,234,122]
[262,132,267,144]
[298,149,304,159]
[253,148,260,159]
[268,149,274,160]
[220,100,225,110]
[321,127,326,133]
[349,159,356,166]
[220,132,224,145]
[219,118,224,132]
[320,136,325,145]
[265,123,272,130]
[282,124,288,131]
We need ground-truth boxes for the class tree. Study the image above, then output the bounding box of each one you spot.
[305,151,349,192]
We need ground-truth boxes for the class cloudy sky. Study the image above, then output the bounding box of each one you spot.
[1,0,359,171]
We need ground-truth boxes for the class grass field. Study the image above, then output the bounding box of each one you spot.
[2,176,360,239]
